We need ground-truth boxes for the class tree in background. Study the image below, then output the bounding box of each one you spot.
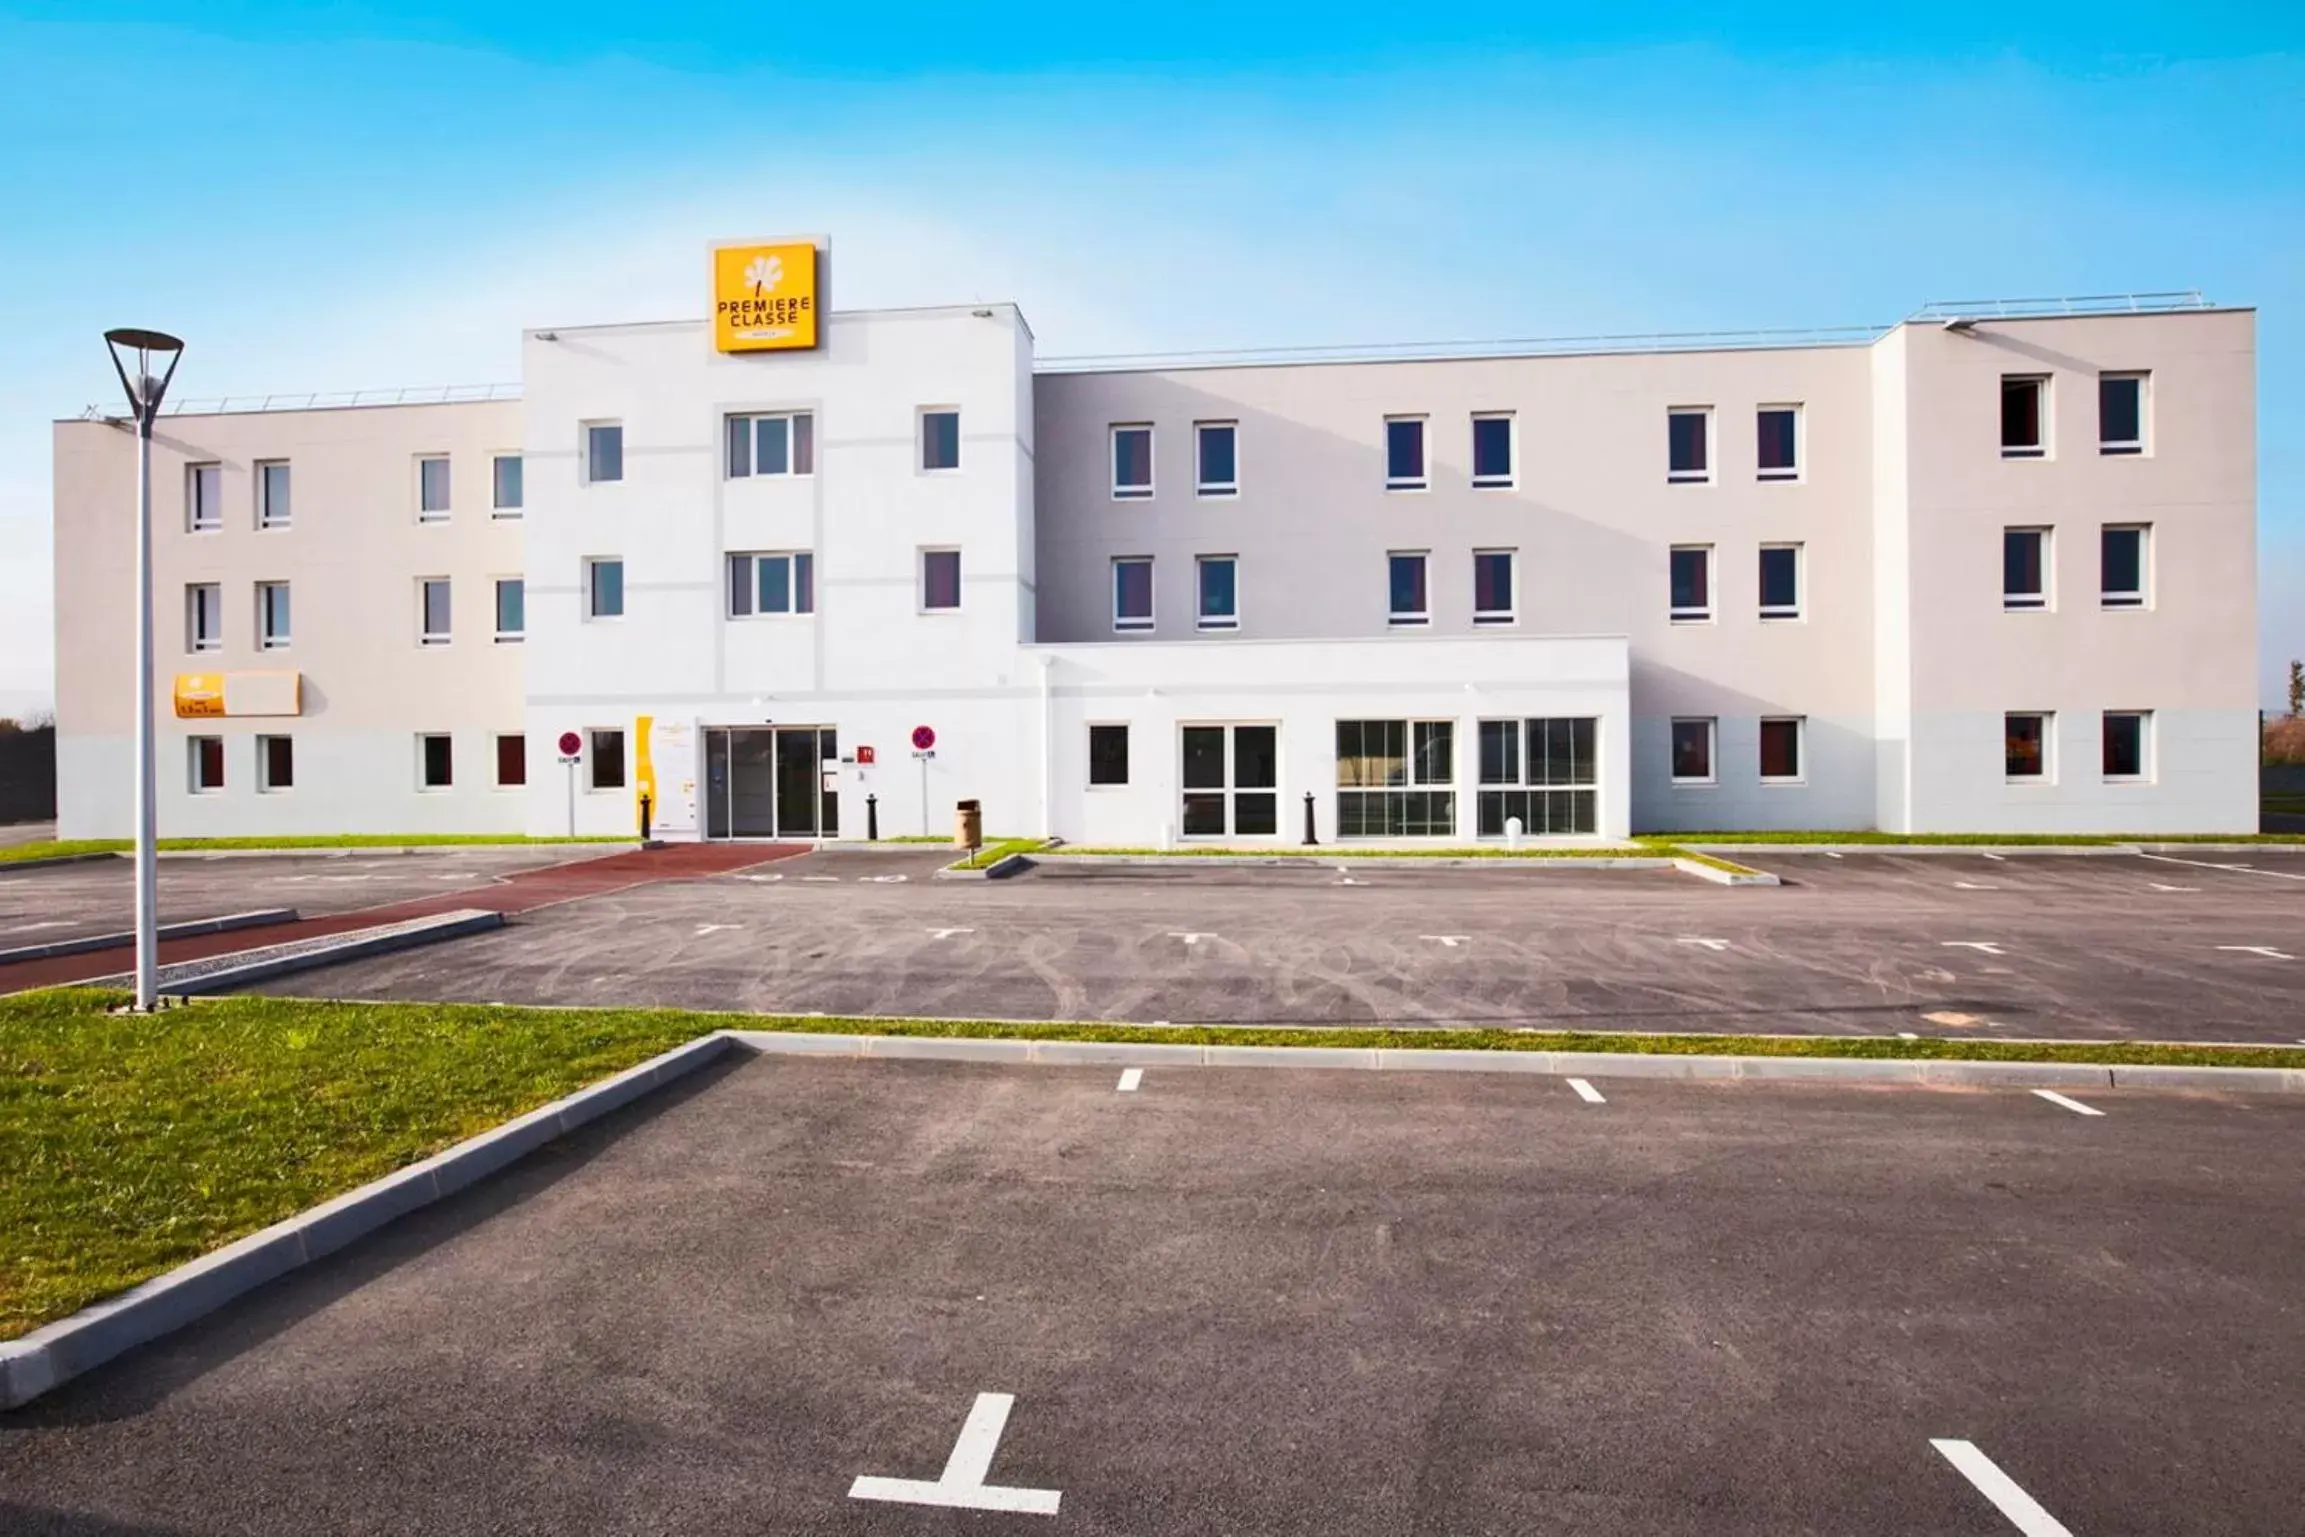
[2291,659,2303,718]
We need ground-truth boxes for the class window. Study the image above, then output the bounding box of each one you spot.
[417,455,451,520]
[419,578,451,645]
[1197,555,1238,631]
[1388,551,1429,626]
[1088,723,1129,787]
[920,408,960,472]
[1757,406,1800,481]
[1471,413,1514,488]
[257,734,294,792]
[726,552,815,617]
[921,548,961,611]
[1472,549,1516,625]
[189,736,224,793]
[1667,408,1711,482]
[1111,425,1153,499]
[187,463,222,531]
[186,583,222,652]
[2099,373,2146,455]
[492,454,523,514]
[1112,557,1153,632]
[2006,712,2050,781]
[1384,416,1427,490]
[584,423,623,484]
[494,578,525,641]
[1759,717,1804,782]
[256,461,291,528]
[1669,545,1712,622]
[2003,527,2050,611]
[2101,525,2148,609]
[1477,718,1597,835]
[1195,422,1237,496]
[1759,543,1802,620]
[2103,711,2150,781]
[2001,376,2047,458]
[726,411,815,478]
[588,729,627,790]
[1336,719,1455,837]
[1670,718,1716,784]
[496,733,527,788]
[586,558,624,619]
[420,733,454,790]
[255,581,291,650]
[1179,723,1278,837]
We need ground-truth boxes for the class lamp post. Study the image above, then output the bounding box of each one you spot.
[103,328,184,1012]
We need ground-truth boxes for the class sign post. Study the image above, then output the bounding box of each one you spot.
[557,730,583,838]
[910,724,937,837]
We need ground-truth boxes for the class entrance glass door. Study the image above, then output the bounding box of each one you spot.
[1179,723,1277,837]
[704,725,838,839]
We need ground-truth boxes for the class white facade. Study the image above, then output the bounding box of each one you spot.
[49,268,2258,842]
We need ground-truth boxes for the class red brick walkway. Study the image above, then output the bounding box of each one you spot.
[0,842,808,993]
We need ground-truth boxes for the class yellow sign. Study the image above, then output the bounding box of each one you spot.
[174,673,225,718]
[712,240,819,353]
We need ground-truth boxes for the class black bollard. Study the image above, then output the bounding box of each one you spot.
[639,792,653,842]
[1302,790,1318,846]
[867,793,880,842]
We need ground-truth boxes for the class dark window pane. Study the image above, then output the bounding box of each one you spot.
[1389,554,1426,618]
[496,579,524,635]
[1478,720,1518,785]
[1114,427,1152,491]
[1089,724,1129,786]
[1671,547,1710,612]
[793,413,815,474]
[591,561,623,618]
[1757,408,1798,474]
[761,556,793,614]
[1114,559,1151,624]
[726,416,752,477]
[419,456,450,511]
[1474,552,1513,617]
[923,411,960,471]
[1760,720,1801,779]
[1232,792,1278,835]
[195,737,223,789]
[588,425,623,482]
[423,735,453,787]
[1233,726,1278,789]
[923,550,961,609]
[592,731,627,789]
[2004,530,2043,600]
[1672,720,1712,779]
[265,736,294,789]
[2103,714,2143,777]
[493,456,523,510]
[1198,425,1235,488]
[2001,378,2042,451]
[1759,547,1799,612]
[2102,527,2143,600]
[1198,558,1236,623]
[1181,727,1226,789]
[729,555,753,616]
[1413,720,1453,785]
[757,415,790,476]
[795,553,814,613]
[2099,376,2141,449]
[1181,792,1227,836]
[1472,416,1513,482]
[497,734,527,786]
[1386,419,1425,483]
[2005,715,2045,777]
[1669,412,1708,475]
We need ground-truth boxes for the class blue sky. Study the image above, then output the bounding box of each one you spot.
[1,3,2298,714]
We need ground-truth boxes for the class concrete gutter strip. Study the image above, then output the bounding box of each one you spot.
[80,909,507,997]
[1037,852,1676,870]
[0,909,300,967]
[151,844,640,861]
[1669,858,1780,887]
[0,1032,738,1412]
[0,852,118,874]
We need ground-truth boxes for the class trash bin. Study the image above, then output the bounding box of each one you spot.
[954,798,983,850]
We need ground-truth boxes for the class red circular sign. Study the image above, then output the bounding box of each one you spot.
[557,731,583,756]
[911,725,936,751]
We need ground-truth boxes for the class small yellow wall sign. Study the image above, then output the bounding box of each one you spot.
[711,240,820,353]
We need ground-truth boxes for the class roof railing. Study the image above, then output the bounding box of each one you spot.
[1908,292,2211,322]
[78,382,521,420]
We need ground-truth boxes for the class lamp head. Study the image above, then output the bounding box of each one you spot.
[102,327,185,424]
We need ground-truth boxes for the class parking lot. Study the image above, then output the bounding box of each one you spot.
[3,1054,2299,1534]
[238,846,2305,1045]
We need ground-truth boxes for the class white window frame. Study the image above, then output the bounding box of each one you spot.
[584,558,624,621]
[919,407,962,474]
[419,578,452,646]
[1194,421,1237,497]
[919,547,962,613]
[188,735,225,794]
[2005,711,2055,784]
[1087,722,1130,789]
[186,583,223,653]
[1196,554,1239,632]
[256,734,294,793]
[1176,721,1282,841]
[2098,371,2149,456]
[725,410,816,479]
[1669,544,1714,623]
[1472,548,1517,626]
[582,421,624,485]
[491,453,524,517]
[187,463,222,532]
[1669,717,1717,786]
[1470,411,1515,489]
[1667,407,1713,484]
[255,460,291,529]
[255,580,291,651]
[1387,550,1430,628]
[1335,718,1458,839]
[2001,375,2050,459]
[2100,523,2150,610]
[1384,415,1428,491]
[1758,542,1804,621]
[1758,716,1806,785]
[493,577,525,643]
[1110,424,1154,500]
[417,732,454,792]
[2102,710,2153,783]
[2003,526,2052,612]
[416,454,451,521]
[1756,404,1802,482]
[1112,556,1154,633]
[726,551,815,618]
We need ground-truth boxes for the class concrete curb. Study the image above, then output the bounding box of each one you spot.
[1669,857,1780,887]
[1686,842,2146,857]
[0,1032,737,1412]
[0,852,118,874]
[1036,852,1672,870]
[151,843,639,861]
[81,910,507,997]
[0,909,300,967]
[935,852,1033,880]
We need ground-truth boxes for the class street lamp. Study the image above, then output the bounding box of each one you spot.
[103,327,184,1012]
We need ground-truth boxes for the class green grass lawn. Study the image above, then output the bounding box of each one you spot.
[8,988,2304,1342]
[1046,843,1654,859]
[946,837,1049,870]
[0,834,632,864]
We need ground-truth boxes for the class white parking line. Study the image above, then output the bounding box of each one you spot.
[1168,932,1213,945]
[2216,945,2295,961]
[1117,1068,1142,1093]
[850,1392,1061,1516]
[2142,851,2305,882]
[1931,1439,2075,1537]
[800,875,840,883]
[1567,1078,1606,1104]
[1941,941,2007,956]
[1981,852,2007,862]
[2147,882,2199,892]
[1953,881,1999,890]
[861,874,910,883]
[926,927,975,940]
[1421,934,1469,948]
[1676,936,1731,951]
[2031,1089,2104,1117]
[692,923,741,937]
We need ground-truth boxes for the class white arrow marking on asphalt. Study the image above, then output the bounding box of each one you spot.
[2217,945,2295,961]
[927,928,975,940]
[850,1392,1061,1515]
[1169,932,1213,945]
[1823,851,1844,859]
[1931,1439,2075,1536]
[1677,937,1731,951]
[1567,1078,1606,1104]
[2142,852,2305,882]
[1422,935,1469,948]
[1942,941,2007,956]
[2147,882,2198,892]
[693,923,740,937]
[2032,1089,2104,1117]
[1981,852,2008,862]
[1117,1068,1142,1092]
